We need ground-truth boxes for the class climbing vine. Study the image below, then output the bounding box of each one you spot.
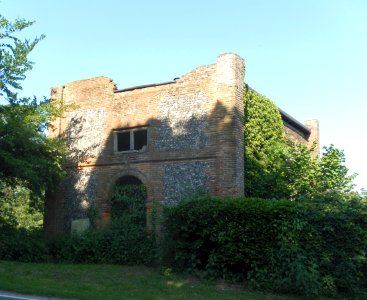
[243,84,285,198]
[243,85,356,199]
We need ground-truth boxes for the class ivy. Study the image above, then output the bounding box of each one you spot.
[243,85,357,199]
[243,84,285,198]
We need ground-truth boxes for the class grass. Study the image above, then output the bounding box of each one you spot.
[0,261,296,300]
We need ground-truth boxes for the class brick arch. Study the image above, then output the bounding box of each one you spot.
[100,167,153,225]
[107,168,150,198]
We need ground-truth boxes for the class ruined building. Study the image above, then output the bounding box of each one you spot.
[44,53,318,237]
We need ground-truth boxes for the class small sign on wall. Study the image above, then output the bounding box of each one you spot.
[71,218,90,234]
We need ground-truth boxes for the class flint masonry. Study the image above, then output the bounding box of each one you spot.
[44,53,318,237]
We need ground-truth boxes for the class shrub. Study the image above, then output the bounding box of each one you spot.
[0,227,48,262]
[52,183,156,265]
[52,221,156,265]
[161,195,367,298]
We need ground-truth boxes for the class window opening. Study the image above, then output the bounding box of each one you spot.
[117,131,130,152]
[134,129,147,150]
[115,127,147,152]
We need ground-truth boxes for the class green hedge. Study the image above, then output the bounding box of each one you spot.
[0,222,156,266]
[1,192,366,298]
[51,183,156,265]
[0,183,156,266]
[49,219,156,265]
[0,228,48,262]
[161,195,367,298]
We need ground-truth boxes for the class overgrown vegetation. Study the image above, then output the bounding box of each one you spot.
[161,195,367,299]
[243,85,357,199]
[243,84,285,198]
[0,184,156,265]
[1,12,366,300]
[50,184,156,265]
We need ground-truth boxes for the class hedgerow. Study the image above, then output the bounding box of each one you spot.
[161,195,367,298]
[0,227,48,262]
[51,184,156,265]
[0,184,157,265]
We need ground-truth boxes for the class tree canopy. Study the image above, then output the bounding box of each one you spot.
[0,14,44,101]
[0,14,65,228]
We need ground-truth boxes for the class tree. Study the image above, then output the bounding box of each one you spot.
[0,14,44,101]
[317,145,356,193]
[0,14,65,228]
[0,97,66,199]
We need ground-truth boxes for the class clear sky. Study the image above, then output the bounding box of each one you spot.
[1,0,366,190]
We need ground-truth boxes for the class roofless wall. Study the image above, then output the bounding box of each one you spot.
[44,53,319,237]
[45,53,245,237]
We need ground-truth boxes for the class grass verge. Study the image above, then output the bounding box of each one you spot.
[0,261,296,300]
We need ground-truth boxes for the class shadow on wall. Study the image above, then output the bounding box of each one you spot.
[45,99,243,235]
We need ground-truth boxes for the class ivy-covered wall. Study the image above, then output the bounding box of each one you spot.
[243,85,285,197]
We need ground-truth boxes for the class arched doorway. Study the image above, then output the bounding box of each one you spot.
[110,175,147,224]
[116,175,143,185]
[105,174,155,264]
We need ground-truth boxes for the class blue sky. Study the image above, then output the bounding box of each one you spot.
[1,0,366,190]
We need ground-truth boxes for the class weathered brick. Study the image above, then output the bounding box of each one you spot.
[44,53,317,238]
[45,53,245,237]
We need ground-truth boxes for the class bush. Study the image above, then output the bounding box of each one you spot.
[0,228,48,262]
[52,219,156,265]
[1,183,156,266]
[161,195,367,298]
[51,183,156,265]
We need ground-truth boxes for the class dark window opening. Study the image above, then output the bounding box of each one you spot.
[134,129,147,150]
[117,131,130,152]
[115,127,148,152]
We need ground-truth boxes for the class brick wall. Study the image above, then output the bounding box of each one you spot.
[45,53,245,237]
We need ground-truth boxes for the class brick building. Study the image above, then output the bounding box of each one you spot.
[44,53,318,237]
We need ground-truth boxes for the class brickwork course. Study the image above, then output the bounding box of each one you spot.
[44,53,318,237]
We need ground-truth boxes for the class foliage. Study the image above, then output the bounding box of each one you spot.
[0,14,66,227]
[110,183,147,223]
[0,184,156,265]
[0,14,44,101]
[0,98,66,200]
[162,195,367,298]
[0,228,48,262]
[243,86,357,199]
[317,145,356,193]
[52,219,156,266]
[51,184,156,265]
[0,179,43,229]
[243,85,285,197]
[247,139,318,199]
